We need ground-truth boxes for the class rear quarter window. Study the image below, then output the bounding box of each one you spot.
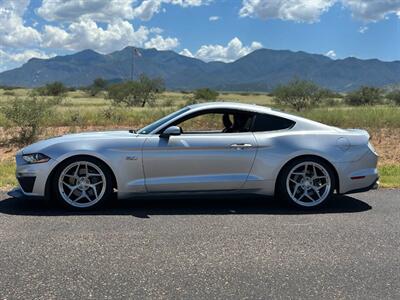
[252,113,295,132]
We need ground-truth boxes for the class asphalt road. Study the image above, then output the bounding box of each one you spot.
[0,190,399,299]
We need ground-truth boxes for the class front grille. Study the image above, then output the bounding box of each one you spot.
[17,176,36,193]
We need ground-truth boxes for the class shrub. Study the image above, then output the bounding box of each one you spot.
[272,79,328,111]
[193,88,219,101]
[345,86,383,106]
[36,81,67,96]
[3,91,15,96]
[107,74,165,107]
[0,95,60,145]
[386,90,400,105]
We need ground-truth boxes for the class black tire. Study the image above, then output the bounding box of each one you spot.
[52,156,114,210]
[276,156,336,209]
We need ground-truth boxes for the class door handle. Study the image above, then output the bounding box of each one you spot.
[230,143,253,149]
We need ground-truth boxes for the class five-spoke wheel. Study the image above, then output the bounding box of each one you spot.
[278,157,335,208]
[53,157,113,210]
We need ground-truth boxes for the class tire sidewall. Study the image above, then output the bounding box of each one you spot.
[277,157,336,209]
[52,156,113,210]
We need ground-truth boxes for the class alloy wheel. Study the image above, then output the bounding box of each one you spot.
[58,161,106,208]
[286,161,331,207]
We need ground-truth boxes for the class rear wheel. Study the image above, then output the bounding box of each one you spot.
[52,156,113,210]
[277,157,335,209]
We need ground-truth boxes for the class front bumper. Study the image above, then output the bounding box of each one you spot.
[7,187,43,200]
[15,152,57,197]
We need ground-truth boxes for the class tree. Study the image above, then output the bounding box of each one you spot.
[386,90,400,105]
[107,74,165,107]
[272,79,328,111]
[193,88,219,101]
[36,81,67,96]
[345,86,383,106]
[89,77,108,96]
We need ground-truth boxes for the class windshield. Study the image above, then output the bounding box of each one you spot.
[137,107,191,134]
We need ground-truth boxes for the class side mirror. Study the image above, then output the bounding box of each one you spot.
[160,126,181,138]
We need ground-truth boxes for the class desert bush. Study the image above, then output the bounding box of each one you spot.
[387,90,400,105]
[100,106,123,123]
[107,74,165,107]
[273,79,328,111]
[345,86,383,106]
[0,95,60,145]
[193,88,219,101]
[36,81,67,96]
[68,110,85,126]
[3,91,15,96]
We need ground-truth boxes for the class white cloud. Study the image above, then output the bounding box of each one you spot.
[179,48,194,57]
[38,0,213,22]
[239,0,400,22]
[359,26,368,33]
[239,0,335,23]
[144,35,179,50]
[191,37,263,62]
[0,0,42,48]
[38,0,136,22]
[341,0,400,22]
[42,18,151,53]
[209,15,220,21]
[325,50,337,59]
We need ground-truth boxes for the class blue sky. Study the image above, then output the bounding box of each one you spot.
[0,0,399,72]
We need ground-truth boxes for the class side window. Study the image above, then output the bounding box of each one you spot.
[167,109,254,134]
[252,113,295,132]
[178,113,225,133]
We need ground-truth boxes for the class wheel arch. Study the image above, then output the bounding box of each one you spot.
[44,154,118,200]
[275,154,340,194]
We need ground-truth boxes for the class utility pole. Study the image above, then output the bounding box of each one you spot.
[131,47,134,81]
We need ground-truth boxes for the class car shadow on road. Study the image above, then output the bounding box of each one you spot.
[0,193,372,218]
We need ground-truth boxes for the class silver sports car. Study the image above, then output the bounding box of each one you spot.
[10,102,379,210]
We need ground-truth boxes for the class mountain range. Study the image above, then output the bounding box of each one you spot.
[1,47,400,92]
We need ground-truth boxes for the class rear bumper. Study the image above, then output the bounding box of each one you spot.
[336,146,379,194]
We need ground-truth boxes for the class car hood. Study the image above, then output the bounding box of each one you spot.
[21,131,139,154]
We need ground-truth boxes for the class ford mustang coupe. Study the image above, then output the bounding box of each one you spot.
[10,102,379,210]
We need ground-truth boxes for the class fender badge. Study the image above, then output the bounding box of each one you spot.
[126,156,138,160]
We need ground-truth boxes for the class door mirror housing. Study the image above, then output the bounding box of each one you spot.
[160,126,181,138]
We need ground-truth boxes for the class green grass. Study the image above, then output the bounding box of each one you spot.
[0,160,16,189]
[379,165,400,188]
[0,159,398,189]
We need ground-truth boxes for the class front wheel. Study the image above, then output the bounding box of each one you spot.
[52,157,113,210]
[277,157,335,209]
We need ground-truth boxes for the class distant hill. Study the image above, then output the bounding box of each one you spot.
[1,47,399,92]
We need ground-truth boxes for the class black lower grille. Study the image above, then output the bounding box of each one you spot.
[17,176,36,193]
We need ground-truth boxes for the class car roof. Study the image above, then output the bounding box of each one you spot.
[188,102,272,114]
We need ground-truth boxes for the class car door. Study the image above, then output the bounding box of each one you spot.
[142,110,257,192]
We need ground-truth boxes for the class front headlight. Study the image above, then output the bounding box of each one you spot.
[22,153,50,164]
